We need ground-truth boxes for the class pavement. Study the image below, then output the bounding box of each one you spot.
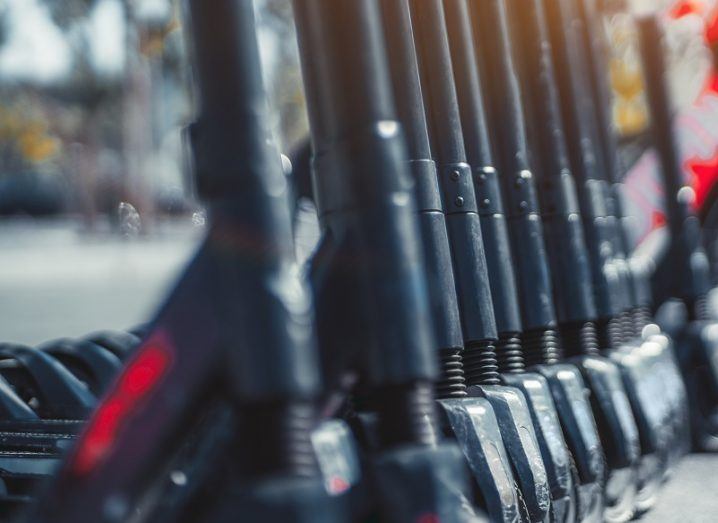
[0,218,716,520]
[643,454,718,522]
[0,218,201,344]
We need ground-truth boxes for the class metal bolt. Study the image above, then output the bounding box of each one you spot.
[515,170,532,187]
[450,170,461,181]
[677,185,695,205]
[481,199,491,208]
[455,196,464,207]
[170,470,188,486]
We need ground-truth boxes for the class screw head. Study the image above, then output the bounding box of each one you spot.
[677,186,695,205]
[450,170,461,181]
[515,170,532,187]
[455,196,464,207]
[481,198,490,208]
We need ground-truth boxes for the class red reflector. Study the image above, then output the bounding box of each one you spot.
[71,332,173,476]
[328,476,350,495]
[119,347,170,396]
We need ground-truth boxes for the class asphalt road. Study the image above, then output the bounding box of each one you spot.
[0,219,716,521]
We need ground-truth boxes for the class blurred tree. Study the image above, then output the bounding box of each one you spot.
[0,94,60,172]
[0,0,304,224]
[0,0,192,227]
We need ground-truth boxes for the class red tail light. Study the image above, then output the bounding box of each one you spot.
[71,332,173,476]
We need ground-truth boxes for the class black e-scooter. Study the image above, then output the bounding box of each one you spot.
[27,1,337,521]
[636,12,718,454]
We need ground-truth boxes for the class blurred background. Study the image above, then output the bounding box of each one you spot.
[0,0,717,341]
[0,0,310,343]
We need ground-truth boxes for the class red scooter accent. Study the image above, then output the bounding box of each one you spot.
[71,332,174,476]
